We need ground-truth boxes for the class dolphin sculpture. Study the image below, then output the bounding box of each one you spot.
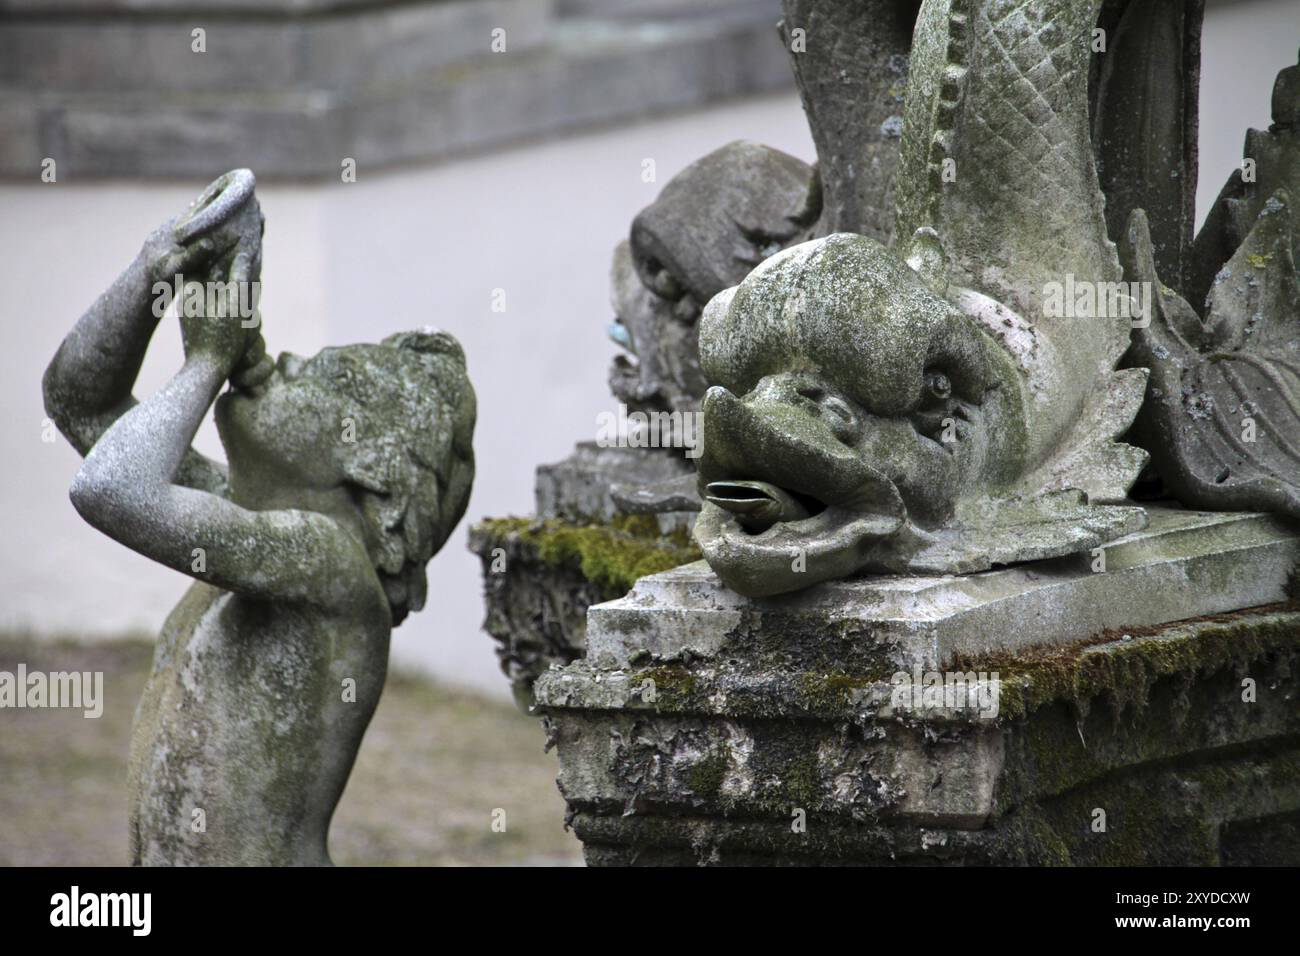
[693,0,1173,596]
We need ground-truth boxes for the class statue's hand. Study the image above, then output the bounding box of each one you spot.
[142,217,222,290]
[179,251,260,371]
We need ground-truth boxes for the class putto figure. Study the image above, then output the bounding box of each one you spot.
[43,170,476,865]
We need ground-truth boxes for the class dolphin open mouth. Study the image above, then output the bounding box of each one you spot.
[695,467,914,597]
[693,492,912,597]
[704,479,821,532]
[693,382,926,595]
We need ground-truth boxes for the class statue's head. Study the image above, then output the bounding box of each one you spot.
[608,141,819,418]
[215,330,476,623]
[693,233,1027,596]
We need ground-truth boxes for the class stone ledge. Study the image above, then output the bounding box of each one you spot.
[0,0,478,15]
[0,1,552,93]
[582,507,1300,673]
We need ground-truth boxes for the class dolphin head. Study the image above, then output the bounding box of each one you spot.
[607,141,819,418]
[694,233,1029,596]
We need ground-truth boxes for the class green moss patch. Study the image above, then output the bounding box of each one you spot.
[473,515,700,600]
[955,608,1300,720]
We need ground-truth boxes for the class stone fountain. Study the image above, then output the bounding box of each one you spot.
[484,0,1300,865]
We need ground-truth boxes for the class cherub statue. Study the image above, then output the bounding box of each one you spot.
[42,170,476,865]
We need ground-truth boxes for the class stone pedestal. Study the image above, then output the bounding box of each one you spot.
[535,508,1300,865]
[470,442,697,708]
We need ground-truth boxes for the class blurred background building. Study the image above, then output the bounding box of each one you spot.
[0,0,1296,699]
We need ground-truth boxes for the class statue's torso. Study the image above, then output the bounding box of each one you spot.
[127,579,389,865]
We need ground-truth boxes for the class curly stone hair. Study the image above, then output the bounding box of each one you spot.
[323,329,476,625]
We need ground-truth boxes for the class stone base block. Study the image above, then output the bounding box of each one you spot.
[585,508,1300,673]
[535,508,1300,865]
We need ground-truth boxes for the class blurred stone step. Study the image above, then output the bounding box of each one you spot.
[0,0,792,178]
[0,0,553,94]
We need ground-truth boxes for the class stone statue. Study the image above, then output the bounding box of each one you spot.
[693,0,1299,597]
[1124,50,1300,520]
[604,0,919,517]
[608,140,819,424]
[42,170,476,865]
[606,141,820,515]
[695,0,1149,594]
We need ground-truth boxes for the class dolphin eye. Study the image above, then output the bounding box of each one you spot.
[923,369,952,401]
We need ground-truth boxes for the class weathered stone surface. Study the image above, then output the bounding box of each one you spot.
[535,442,692,531]
[533,505,1300,864]
[694,0,1185,597]
[469,523,608,712]
[508,1,1300,869]
[586,506,1299,672]
[609,141,819,425]
[537,607,1300,865]
[1090,0,1202,290]
[468,512,699,707]
[779,0,915,242]
[1122,52,1300,522]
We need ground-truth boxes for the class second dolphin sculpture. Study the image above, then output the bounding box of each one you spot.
[694,0,1252,596]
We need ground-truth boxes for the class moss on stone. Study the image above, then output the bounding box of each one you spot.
[956,610,1300,720]
[1285,560,1300,606]
[685,748,729,802]
[471,515,700,600]
[1029,748,1300,865]
[783,749,822,811]
[734,613,899,679]
[796,670,873,712]
[629,665,699,709]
